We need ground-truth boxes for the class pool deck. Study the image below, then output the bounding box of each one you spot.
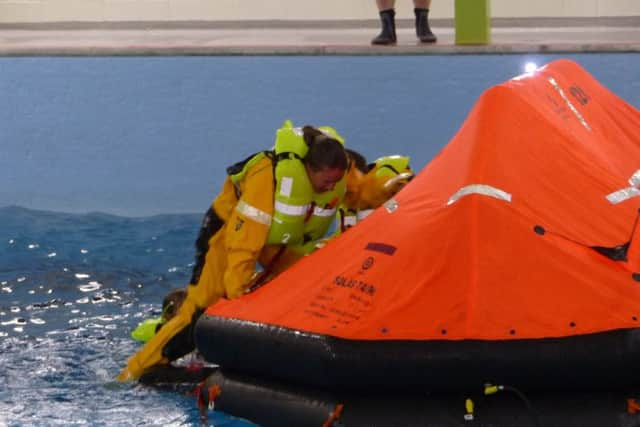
[0,17,639,56]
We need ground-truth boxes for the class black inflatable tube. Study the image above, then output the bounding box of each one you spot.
[134,358,640,426]
[198,369,640,427]
[195,314,640,391]
[200,370,341,427]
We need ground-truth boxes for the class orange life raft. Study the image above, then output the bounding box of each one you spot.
[193,59,640,426]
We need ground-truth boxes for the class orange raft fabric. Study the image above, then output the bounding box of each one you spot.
[207,59,640,342]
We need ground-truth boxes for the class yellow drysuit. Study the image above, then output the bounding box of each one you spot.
[117,156,301,381]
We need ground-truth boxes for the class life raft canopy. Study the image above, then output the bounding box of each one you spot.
[196,58,640,392]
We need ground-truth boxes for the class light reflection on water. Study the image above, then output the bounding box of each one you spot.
[0,206,254,427]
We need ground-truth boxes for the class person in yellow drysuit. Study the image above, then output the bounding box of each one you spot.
[117,122,349,381]
[339,153,414,233]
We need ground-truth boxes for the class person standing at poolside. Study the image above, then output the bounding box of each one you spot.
[372,0,437,45]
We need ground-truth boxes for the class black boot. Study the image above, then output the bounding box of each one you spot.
[371,9,396,45]
[415,8,437,43]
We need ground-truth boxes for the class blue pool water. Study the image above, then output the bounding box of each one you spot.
[0,206,258,426]
[0,53,638,426]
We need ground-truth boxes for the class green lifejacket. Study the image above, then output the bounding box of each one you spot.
[229,120,346,250]
[371,155,412,180]
[290,176,346,253]
[266,122,314,245]
[337,155,412,234]
[228,148,307,246]
[289,124,347,252]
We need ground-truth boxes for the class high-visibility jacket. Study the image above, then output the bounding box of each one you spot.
[229,121,346,255]
[118,124,347,381]
[296,123,346,252]
[193,120,347,301]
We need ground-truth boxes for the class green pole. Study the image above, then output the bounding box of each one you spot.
[455,0,491,45]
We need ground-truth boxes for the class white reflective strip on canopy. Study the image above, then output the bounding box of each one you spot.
[629,170,640,187]
[447,184,512,206]
[606,170,640,204]
[547,76,591,131]
[606,187,640,205]
[384,198,399,213]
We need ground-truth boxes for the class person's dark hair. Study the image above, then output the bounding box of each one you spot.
[345,148,368,173]
[302,125,348,172]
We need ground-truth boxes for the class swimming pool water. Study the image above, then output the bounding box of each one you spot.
[0,206,256,426]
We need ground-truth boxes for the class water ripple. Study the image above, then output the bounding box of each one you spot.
[0,206,254,426]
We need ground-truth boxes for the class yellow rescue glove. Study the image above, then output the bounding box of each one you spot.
[130,317,163,343]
